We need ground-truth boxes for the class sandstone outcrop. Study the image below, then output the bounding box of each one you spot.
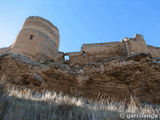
[0,52,160,104]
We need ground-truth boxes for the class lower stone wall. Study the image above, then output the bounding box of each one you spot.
[53,52,64,62]
[66,48,126,65]
[66,42,127,64]
[0,47,10,55]
[69,54,116,64]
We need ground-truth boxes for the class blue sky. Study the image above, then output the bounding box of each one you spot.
[0,0,160,52]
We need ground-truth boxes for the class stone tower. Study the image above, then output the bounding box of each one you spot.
[11,16,60,59]
[122,34,149,55]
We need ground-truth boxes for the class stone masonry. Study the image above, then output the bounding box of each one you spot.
[10,16,60,59]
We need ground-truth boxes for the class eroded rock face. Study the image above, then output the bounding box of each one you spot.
[0,52,160,104]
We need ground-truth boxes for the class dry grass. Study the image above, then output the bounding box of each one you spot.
[0,87,159,120]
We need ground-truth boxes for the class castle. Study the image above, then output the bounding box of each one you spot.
[6,16,160,63]
[0,16,160,105]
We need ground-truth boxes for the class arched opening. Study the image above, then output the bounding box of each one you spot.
[83,51,86,56]
[64,55,70,61]
[30,34,34,40]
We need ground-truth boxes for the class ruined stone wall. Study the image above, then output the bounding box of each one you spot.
[0,47,10,55]
[64,42,126,65]
[148,45,160,58]
[81,42,126,56]
[65,52,83,64]
[65,34,159,65]
[53,52,65,62]
[10,16,59,59]
[68,53,118,65]
[122,34,149,55]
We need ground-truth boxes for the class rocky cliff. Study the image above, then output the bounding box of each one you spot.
[0,16,160,106]
[0,52,160,104]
